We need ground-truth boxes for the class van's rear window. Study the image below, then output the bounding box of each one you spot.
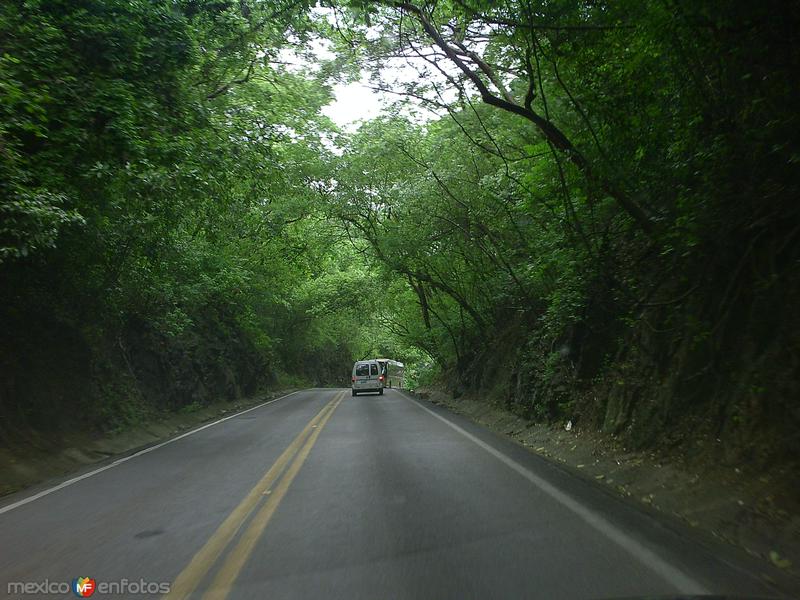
[371,364,379,376]
[355,364,370,376]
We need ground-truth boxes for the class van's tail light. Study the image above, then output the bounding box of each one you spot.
[379,375,384,382]
[351,376,356,382]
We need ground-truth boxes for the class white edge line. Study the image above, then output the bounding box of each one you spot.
[0,391,302,516]
[403,393,709,595]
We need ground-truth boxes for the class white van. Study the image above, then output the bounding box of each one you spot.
[351,360,384,396]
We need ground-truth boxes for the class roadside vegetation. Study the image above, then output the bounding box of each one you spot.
[1,0,798,507]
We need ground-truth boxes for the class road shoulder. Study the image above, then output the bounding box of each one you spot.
[0,388,302,502]
[401,387,800,598]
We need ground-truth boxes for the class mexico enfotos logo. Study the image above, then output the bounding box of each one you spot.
[7,577,170,596]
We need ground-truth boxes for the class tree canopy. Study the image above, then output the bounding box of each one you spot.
[2,0,798,464]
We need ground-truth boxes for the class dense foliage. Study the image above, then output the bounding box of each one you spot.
[0,0,374,439]
[327,0,800,464]
[1,0,798,471]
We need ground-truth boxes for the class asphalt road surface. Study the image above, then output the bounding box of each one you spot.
[0,388,792,599]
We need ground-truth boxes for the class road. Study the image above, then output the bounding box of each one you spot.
[0,388,790,599]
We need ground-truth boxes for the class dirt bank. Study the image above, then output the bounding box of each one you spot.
[0,388,300,499]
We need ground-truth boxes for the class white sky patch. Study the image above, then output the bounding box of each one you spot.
[322,59,455,130]
[279,6,463,131]
[322,80,383,129]
[278,37,385,130]
[277,37,333,74]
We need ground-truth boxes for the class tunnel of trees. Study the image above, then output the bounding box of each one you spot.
[1,0,798,484]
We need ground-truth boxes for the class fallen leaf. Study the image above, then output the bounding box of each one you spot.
[770,550,791,569]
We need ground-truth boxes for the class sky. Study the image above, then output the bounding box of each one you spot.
[279,9,455,132]
[318,62,454,131]
[321,81,384,128]
[278,34,387,130]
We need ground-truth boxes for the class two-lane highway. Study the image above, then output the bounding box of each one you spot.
[0,389,788,599]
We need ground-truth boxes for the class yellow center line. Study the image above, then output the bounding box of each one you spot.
[164,391,344,600]
[201,392,345,600]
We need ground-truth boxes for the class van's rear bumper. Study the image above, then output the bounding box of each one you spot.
[352,383,382,392]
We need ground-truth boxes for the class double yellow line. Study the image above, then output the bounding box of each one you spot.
[165,391,345,600]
